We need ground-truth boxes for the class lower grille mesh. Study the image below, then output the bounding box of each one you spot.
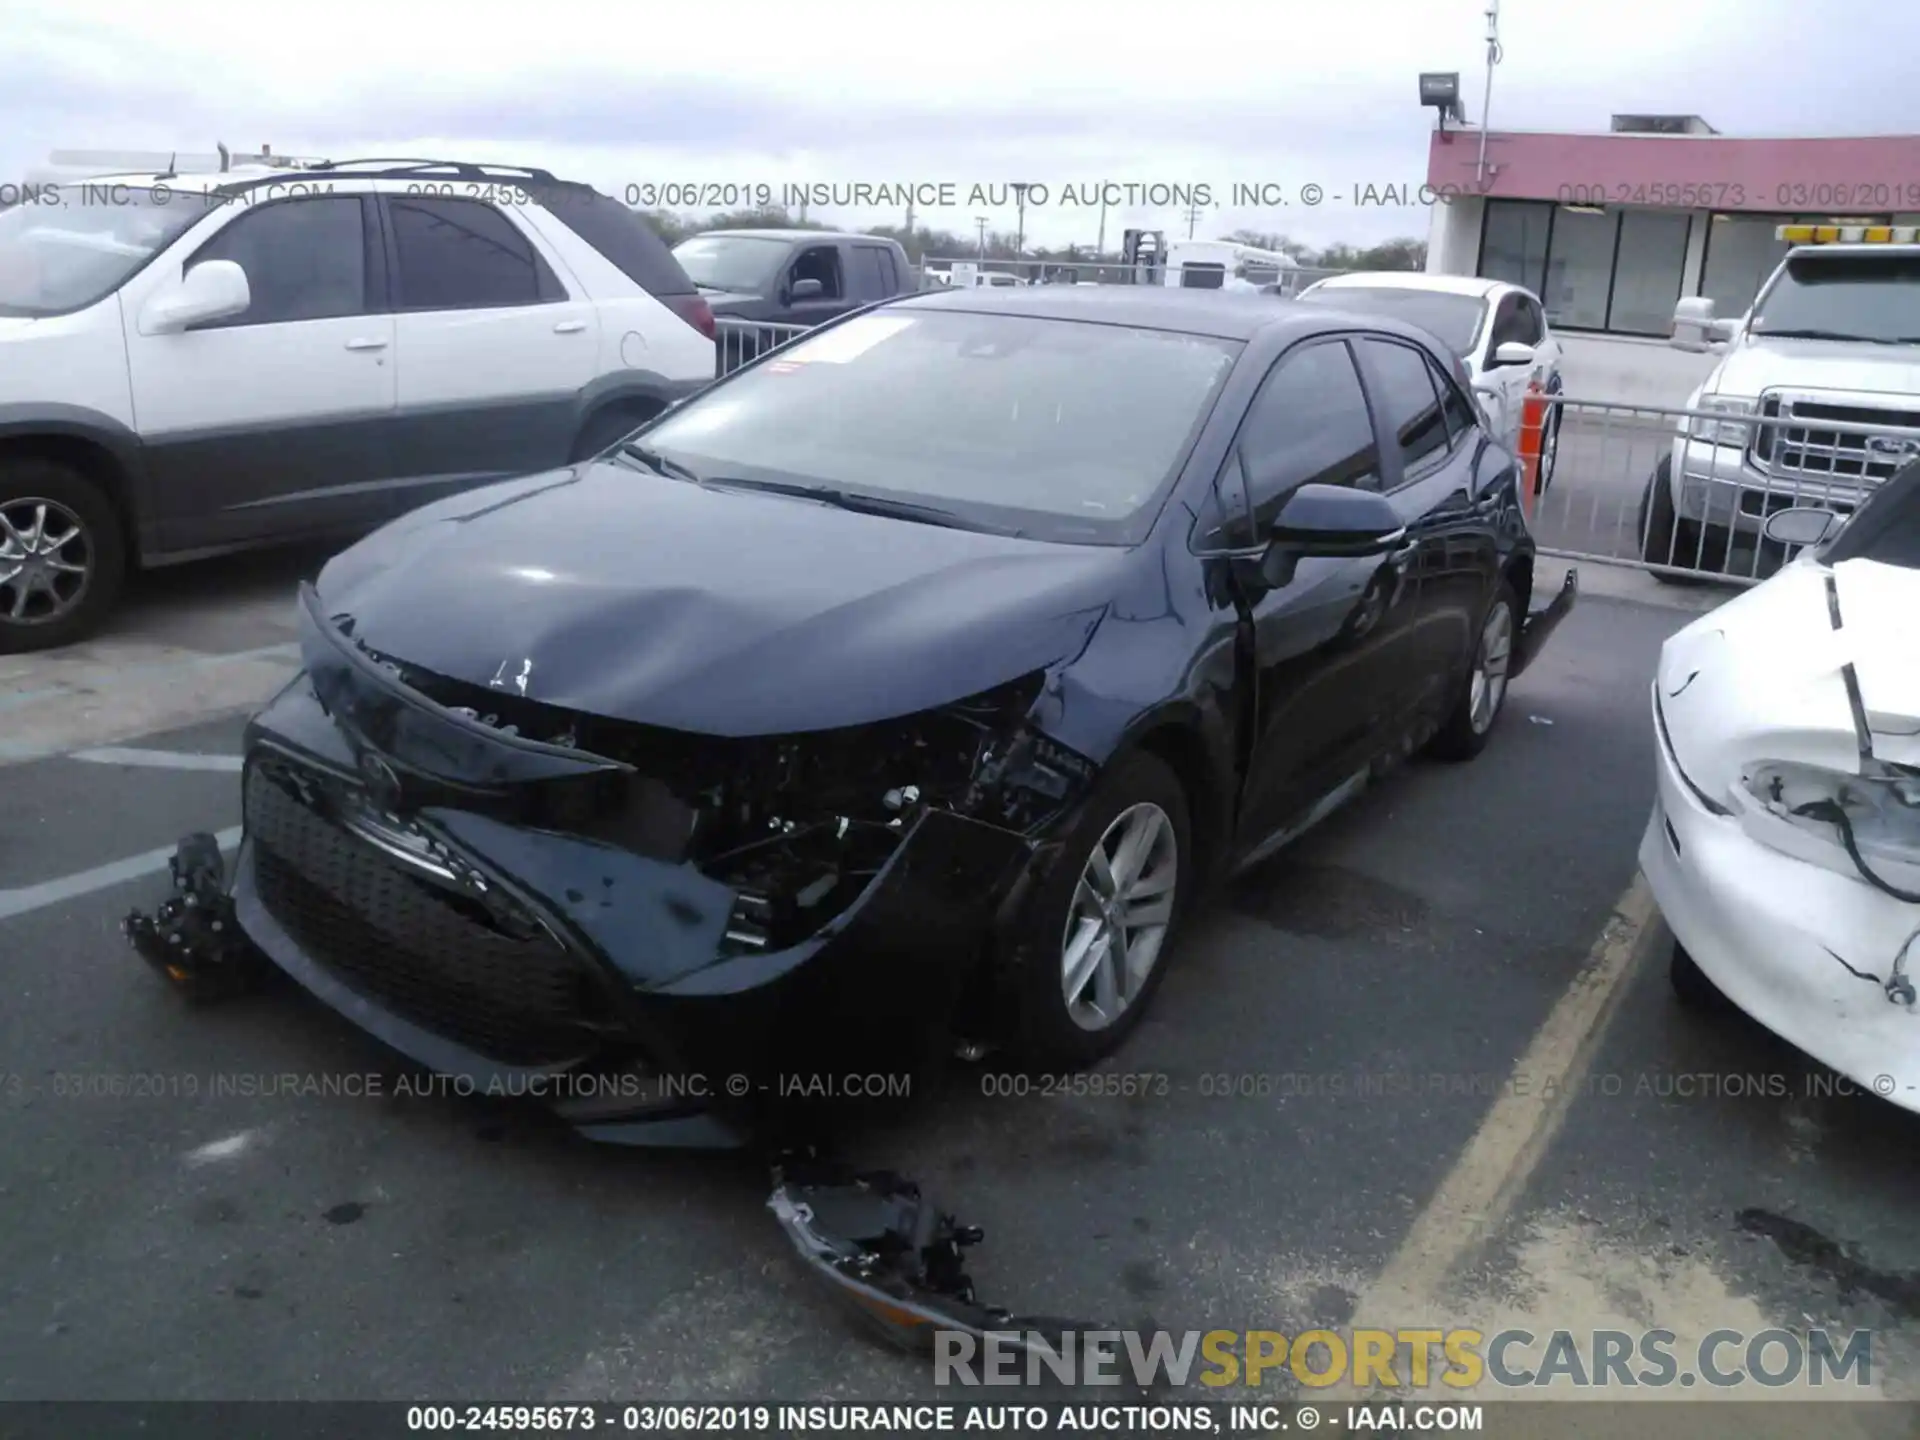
[246,767,600,1066]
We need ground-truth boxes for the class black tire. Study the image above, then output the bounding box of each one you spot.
[1006,751,1193,1070]
[1536,408,1562,493]
[1427,579,1519,762]
[0,458,127,655]
[569,403,662,464]
[1669,942,1732,1013]
[1637,457,1723,585]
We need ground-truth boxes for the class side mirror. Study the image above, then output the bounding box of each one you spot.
[1670,296,1735,352]
[1490,341,1536,368]
[1269,484,1407,556]
[790,278,825,301]
[141,259,251,333]
[1762,506,1842,548]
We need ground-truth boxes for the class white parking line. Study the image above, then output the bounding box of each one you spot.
[0,827,243,924]
[1345,873,1657,1330]
[70,748,245,773]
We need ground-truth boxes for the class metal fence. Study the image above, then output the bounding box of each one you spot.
[714,318,812,377]
[914,256,1357,293]
[1524,397,1920,587]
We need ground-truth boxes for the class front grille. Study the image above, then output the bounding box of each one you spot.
[246,764,603,1066]
[1751,393,1920,490]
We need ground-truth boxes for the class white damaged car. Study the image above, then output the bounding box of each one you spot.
[1643,459,1920,1102]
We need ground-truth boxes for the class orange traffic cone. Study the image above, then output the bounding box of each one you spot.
[1517,382,1548,517]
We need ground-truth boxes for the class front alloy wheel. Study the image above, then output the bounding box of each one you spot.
[1060,802,1180,1032]
[0,497,94,628]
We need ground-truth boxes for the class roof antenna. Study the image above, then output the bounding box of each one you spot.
[156,151,178,181]
[217,142,231,173]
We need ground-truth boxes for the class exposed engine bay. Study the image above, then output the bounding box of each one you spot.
[344,634,1094,954]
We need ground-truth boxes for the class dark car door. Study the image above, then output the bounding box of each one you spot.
[1221,336,1428,859]
[1350,334,1499,723]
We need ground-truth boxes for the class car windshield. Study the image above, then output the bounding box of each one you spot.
[636,308,1241,544]
[1749,253,1920,344]
[1301,286,1487,357]
[671,234,791,293]
[1822,460,1920,569]
[0,185,221,316]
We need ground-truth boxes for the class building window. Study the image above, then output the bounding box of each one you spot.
[1609,210,1692,334]
[1542,207,1616,329]
[1476,199,1694,336]
[1480,200,1549,295]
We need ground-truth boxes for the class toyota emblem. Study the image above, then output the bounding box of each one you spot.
[1867,435,1920,459]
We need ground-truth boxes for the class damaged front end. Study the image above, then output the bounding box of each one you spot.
[133,582,1098,1145]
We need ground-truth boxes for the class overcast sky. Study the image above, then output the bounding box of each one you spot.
[4,0,1917,254]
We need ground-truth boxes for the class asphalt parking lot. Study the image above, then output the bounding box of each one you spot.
[4,550,1920,1414]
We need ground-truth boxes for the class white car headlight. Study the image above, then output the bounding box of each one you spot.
[1687,395,1755,448]
[1741,759,1920,898]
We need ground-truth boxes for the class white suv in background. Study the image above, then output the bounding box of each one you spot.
[1298,272,1566,482]
[0,157,717,652]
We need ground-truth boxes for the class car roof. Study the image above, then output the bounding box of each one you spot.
[891,284,1448,348]
[689,229,891,244]
[1309,271,1504,300]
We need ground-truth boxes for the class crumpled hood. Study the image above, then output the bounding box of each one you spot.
[314,461,1120,736]
[1707,337,1920,402]
[1657,556,1920,797]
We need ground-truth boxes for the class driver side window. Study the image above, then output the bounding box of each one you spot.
[1195,339,1382,550]
[788,245,843,301]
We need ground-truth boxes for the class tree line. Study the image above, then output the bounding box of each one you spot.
[635,206,1427,272]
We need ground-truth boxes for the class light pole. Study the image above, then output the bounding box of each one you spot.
[975,216,988,260]
[1011,182,1031,258]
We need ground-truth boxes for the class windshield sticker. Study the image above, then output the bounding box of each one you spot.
[781,314,916,365]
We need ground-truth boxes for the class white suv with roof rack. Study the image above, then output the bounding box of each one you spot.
[0,153,717,651]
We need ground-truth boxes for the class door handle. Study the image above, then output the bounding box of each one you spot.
[553,320,588,334]
[344,338,388,352]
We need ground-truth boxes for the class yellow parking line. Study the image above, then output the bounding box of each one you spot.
[1348,874,1658,1331]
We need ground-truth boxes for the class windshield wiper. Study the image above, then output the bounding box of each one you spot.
[614,443,702,483]
[701,477,983,531]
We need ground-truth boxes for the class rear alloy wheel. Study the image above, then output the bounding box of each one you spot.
[1427,581,1517,762]
[1009,751,1191,1068]
[0,460,126,654]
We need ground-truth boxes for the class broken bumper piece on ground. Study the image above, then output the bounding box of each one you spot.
[122,832,271,1001]
[767,1155,1093,1358]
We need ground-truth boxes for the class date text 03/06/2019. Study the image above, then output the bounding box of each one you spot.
[401,1402,1485,1432]
[618,181,1488,211]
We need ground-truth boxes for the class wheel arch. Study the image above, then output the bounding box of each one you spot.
[0,410,145,567]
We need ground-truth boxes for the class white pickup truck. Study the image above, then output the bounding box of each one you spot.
[1640,224,1920,576]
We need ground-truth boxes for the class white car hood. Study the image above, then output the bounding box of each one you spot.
[1708,337,1920,401]
[1657,556,1920,798]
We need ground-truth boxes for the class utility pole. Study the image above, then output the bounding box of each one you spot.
[975,216,988,259]
[1011,182,1031,257]
[1097,198,1107,258]
[1183,204,1203,239]
[1477,0,1502,189]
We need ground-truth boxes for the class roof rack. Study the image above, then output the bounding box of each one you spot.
[307,157,561,184]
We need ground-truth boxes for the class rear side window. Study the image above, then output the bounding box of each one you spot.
[537,185,694,296]
[1359,337,1450,476]
[851,246,893,301]
[387,197,566,310]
